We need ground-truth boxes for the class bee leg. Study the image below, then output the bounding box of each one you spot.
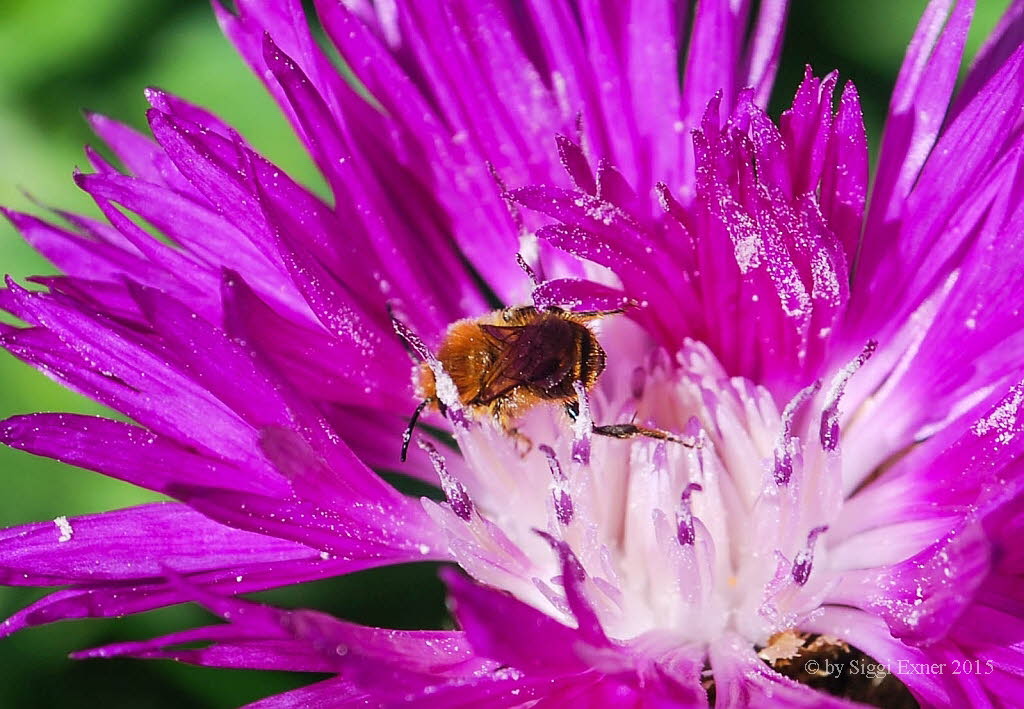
[508,428,534,457]
[566,308,626,321]
[494,402,533,456]
[592,423,699,448]
[568,300,640,321]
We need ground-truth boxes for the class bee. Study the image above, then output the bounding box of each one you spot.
[397,305,690,461]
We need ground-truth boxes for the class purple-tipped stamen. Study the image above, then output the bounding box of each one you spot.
[791,525,829,586]
[515,252,540,288]
[540,444,566,481]
[819,341,877,451]
[631,366,647,400]
[388,305,433,363]
[676,483,704,546]
[418,439,473,521]
[540,445,574,525]
[570,381,593,465]
[552,490,574,526]
[773,380,822,485]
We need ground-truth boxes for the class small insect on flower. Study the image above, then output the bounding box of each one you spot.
[395,304,692,460]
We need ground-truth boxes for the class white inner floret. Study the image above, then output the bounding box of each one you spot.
[421,321,857,660]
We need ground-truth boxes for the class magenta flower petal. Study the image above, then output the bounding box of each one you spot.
[443,569,592,676]
[74,587,496,701]
[820,82,868,262]
[0,498,415,638]
[85,110,195,193]
[531,277,630,313]
[166,480,438,560]
[1,551,394,640]
[77,173,281,284]
[2,209,217,319]
[77,595,483,678]
[865,0,975,234]
[830,520,990,644]
[144,109,278,260]
[0,502,315,585]
[957,0,1024,110]
[221,275,410,414]
[315,0,555,304]
[3,290,273,474]
[260,34,489,333]
[241,678,369,708]
[860,44,1024,323]
[145,87,247,141]
[0,414,287,496]
[75,624,343,673]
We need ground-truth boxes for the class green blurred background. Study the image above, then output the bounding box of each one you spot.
[0,1,1008,706]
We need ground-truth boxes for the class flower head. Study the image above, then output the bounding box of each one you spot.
[3,0,1024,706]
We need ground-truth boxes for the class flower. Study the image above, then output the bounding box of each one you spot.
[2,0,1024,706]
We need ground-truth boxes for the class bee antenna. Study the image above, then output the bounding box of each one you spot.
[401,399,430,462]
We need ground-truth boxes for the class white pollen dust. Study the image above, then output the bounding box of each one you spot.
[53,516,73,543]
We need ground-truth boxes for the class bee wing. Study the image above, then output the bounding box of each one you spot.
[475,321,576,404]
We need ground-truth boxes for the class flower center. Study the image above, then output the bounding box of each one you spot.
[420,319,868,660]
